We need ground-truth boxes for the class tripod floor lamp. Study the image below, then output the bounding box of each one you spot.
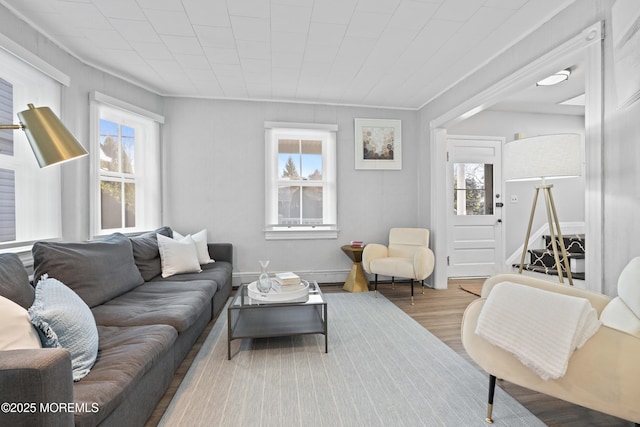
[504,133,582,286]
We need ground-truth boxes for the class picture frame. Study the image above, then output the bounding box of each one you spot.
[354,118,402,170]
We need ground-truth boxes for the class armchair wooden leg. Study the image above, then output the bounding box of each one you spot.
[486,375,496,424]
[374,274,378,298]
[421,279,425,295]
[410,279,414,305]
[391,276,395,289]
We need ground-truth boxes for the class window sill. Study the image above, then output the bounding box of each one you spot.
[264,227,338,240]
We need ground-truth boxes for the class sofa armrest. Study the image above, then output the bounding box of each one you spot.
[481,273,611,315]
[207,243,233,265]
[413,247,435,280]
[0,348,74,426]
[361,244,388,274]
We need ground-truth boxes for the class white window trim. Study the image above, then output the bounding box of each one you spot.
[264,121,338,240]
[89,91,163,238]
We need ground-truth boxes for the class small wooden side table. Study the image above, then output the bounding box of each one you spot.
[341,245,369,292]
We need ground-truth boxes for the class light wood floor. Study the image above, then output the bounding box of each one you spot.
[146,280,633,427]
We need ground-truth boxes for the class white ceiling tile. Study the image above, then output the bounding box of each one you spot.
[244,72,271,86]
[146,58,185,78]
[246,84,272,98]
[240,59,271,75]
[211,63,243,77]
[483,0,528,9]
[174,54,211,70]
[92,0,145,19]
[311,0,357,25]
[307,23,348,46]
[272,32,307,53]
[387,1,439,30]
[144,9,195,36]
[203,47,240,65]
[304,44,339,64]
[272,67,301,86]
[110,19,162,43]
[346,11,392,39]
[334,37,378,65]
[160,35,203,55]
[272,51,304,68]
[355,0,402,14]
[182,0,231,26]
[130,42,173,60]
[433,0,482,22]
[236,40,271,60]
[271,3,312,33]
[230,16,270,42]
[194,26,236,48]
[80,28,131,49]
[227,0,270,18]
[136,0,184,11]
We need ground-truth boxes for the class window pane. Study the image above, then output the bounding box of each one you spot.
[0,78,13,156]
[453,163,494,215]
[278,185,300,224]
[100,119,120,172]
[121,125,135,174]
[302,187,322,224]
[101,180,122,229]
[0,168,16,242]
[124,182,135,228]
[301,139,322,180]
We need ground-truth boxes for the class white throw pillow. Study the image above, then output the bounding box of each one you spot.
[157,233,202,278]
[173,229,214,265]
[0,295,42,351]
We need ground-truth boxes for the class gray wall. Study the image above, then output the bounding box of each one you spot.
[162,98,419,283]
[448,110,585,257]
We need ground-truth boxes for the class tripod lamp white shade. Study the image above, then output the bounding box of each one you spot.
[503,133,582,182]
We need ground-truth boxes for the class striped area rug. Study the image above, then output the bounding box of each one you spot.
[160,293,543,426]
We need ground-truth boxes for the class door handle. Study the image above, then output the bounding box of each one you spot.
[497,219,502,223]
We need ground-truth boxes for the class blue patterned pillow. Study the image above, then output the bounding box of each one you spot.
[28,275,99,381]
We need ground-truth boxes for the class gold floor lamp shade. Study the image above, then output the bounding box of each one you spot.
[0,103,88,167]
[504,133,582,285]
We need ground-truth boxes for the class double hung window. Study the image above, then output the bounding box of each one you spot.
[90,93,162,236]
[264,122,337,239]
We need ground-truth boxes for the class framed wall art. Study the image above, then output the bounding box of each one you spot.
[354,118,402,170]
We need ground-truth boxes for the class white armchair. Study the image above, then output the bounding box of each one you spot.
[361,228,435,305]
[461,265,640,425]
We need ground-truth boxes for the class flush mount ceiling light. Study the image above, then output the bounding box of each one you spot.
[536,69,571,86]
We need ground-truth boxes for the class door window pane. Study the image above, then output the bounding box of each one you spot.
[453,163,494,215]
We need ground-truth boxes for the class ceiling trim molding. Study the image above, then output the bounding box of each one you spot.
[0,32,69,86]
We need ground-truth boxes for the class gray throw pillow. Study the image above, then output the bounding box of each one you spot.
[0,253,35,309]
[29,275,99,381]
[32,233,144,308]
[129,226,173,281]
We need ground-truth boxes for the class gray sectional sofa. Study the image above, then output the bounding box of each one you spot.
[0,226,232,426]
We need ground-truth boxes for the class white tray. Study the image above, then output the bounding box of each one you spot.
[247,279,310,304]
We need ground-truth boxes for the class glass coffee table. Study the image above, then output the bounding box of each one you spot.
[227,281,328,360]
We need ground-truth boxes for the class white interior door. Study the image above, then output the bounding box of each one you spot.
[447,136,504,277]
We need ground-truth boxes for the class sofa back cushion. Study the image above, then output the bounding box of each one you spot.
[617,256,640,319]
[129,226,173,281]
[0,253,35,309]
[32,233,144,308]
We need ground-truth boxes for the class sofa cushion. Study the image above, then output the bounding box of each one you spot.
[129,226,172,281]
[32,233,145,308]
[0,253,34,309]
[91,280,216,332]
[150,261,232,293]
[28,276,99,381]
[73,324,177,426]
[157,233,202,278]
[617,256,640,319]
[0,295,42,350]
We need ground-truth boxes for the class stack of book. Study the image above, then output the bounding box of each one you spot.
[273,272,301,292]
[350,240,364,247]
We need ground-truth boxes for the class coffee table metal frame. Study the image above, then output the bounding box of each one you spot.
[227,281,328,360]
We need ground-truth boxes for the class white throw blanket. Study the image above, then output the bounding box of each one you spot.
[475,282,601,380]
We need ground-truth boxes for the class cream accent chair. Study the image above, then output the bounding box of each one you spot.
[461,260,640,425]
[361,228,435,305]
